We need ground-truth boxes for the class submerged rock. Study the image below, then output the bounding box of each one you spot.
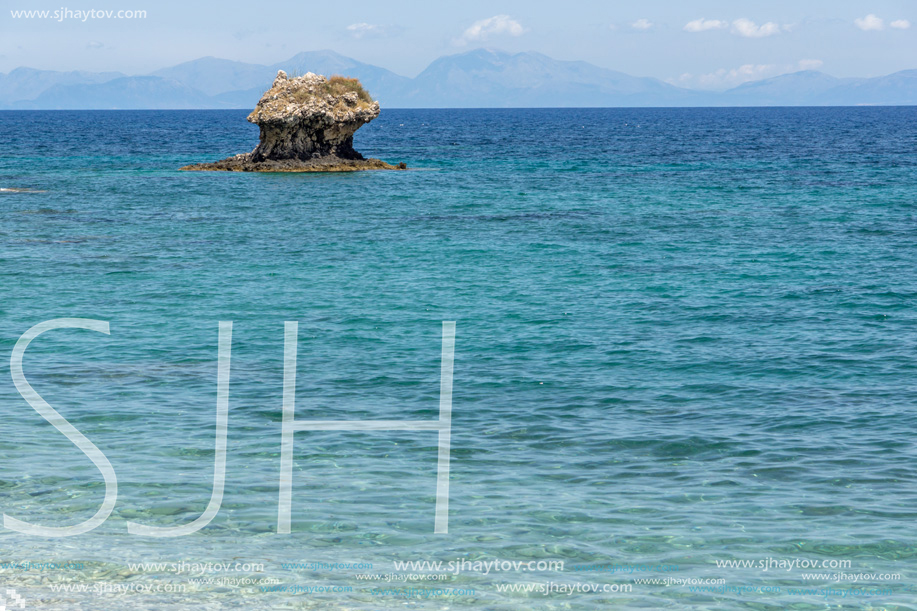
[181,71,405,172]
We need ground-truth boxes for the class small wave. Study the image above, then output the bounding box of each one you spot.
[0,187,47,193]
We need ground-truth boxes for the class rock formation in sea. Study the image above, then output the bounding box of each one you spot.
[181,71,406,172]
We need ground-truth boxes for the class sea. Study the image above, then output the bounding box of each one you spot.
[0,107,916,609]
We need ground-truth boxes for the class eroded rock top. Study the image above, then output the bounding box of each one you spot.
[247,70,380,129]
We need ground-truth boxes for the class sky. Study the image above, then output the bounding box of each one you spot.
[1,0,915,89]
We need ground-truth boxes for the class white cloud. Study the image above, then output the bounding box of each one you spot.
[86,41,105,49]
[685,17,785,37]
[798,59,824,70]
[347,23,379,38]
[732,18,782,38]
[684,18,728,32]
[855,14,884,31]
[346,23,400,39]
[457,15,524,45]
[669,59,825,90]
[700,64,776,88]
[891,19,911,30]
[631,19,653,30]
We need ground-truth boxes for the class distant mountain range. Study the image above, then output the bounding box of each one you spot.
[2,49,916,109]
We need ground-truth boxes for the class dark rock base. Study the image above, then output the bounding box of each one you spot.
[180,153,407,173]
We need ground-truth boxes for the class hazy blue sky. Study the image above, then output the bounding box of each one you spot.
[1,1,914,88]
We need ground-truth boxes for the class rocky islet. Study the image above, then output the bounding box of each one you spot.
[182,71,405,172]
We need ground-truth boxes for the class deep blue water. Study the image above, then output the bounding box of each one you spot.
[1,107,917,609]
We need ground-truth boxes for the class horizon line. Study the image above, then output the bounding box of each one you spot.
[2,47,915,94]
[2,105,916,111]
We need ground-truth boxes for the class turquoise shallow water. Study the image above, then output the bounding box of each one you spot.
[1,107,917,609]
